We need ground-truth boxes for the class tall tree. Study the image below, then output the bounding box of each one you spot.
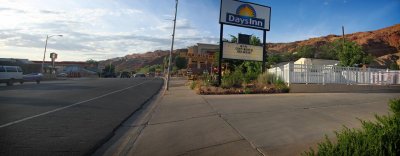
[250,36,261,46]
[318,42,339,60]
[267,54,282,67]
[174,56,187,70]
[103,64,115,73]
[338,40,368,67]
[295,45,316,58]
[229,34,238,43]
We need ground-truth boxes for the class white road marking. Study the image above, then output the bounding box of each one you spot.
[0,80,151,129]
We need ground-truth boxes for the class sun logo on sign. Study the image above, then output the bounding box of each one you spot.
[236,4,256,18]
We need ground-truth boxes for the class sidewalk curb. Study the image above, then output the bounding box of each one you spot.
[92,78,166,156]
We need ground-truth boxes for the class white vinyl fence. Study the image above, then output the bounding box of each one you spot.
[268,63,400,85]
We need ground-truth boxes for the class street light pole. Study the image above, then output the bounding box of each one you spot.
[166,0,178,91]
[42,35,49,73]
[41,34,62,73]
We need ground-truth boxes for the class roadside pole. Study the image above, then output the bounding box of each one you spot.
[218,24,223,86]
[262,30,267,73]
[166,0,178,91]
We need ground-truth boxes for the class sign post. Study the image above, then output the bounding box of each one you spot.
[218,24,224,86]
[218,0,271,85]
[50,52,57,74]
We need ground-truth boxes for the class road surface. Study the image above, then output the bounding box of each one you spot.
[0,78,163,156]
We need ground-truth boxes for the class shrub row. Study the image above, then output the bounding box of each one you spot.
[303,98,400,156]
[196,85,289,95]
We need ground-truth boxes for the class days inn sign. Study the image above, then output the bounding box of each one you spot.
[220,0,271,30]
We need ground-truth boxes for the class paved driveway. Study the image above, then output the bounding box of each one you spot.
[203,92,400,155]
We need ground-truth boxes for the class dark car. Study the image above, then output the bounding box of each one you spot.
[133,73,146,78]
[23,73,43,84]
[102,72,116,78]
[120,71,131,78]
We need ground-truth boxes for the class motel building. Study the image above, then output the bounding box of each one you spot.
[185,43,219,75]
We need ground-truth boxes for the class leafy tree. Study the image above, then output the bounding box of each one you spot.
[267,54,282,67]
[86,59,98,64]
[250,36,262,46]
[103,64,115,73]
[295,45,316,58]
[338,40,368,67]
[149,66,156,73]
[229,34,238,43]
[163,56,169,72]
[174,56,187,69]
[362,54,374,65]
[138,65,149,73]
[172,66,178,74]
[389,62,399,70]
[138,64,162,73]
[281,52,298,62]
[318,42,339,60]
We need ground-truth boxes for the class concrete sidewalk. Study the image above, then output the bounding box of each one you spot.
[100,78,400,156]
[120,79,261,156]
[95,80,261,156]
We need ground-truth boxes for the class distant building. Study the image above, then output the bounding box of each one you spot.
[31,61,97,77]
[0,58,41,73]
[294,58,339,66]
[186,43,219,75]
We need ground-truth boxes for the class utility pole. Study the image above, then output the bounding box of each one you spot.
[166,0,178,91]
[42,35,49,74]
[41,34,62,74]
[342,26,345,52]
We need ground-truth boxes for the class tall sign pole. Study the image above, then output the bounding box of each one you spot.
[42,35,49,74]
[262,30,267,73]
[218,24,223,86]
[342,26,345,52]
[166,0,178,91]
[218,0,271,85]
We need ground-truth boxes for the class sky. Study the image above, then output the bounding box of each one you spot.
[0,0,399,61]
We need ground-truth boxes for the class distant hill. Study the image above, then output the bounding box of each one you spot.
[98,50,178,72]
[267,24,400,67]
[101,24,400,71]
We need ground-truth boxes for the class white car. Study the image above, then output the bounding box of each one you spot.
[0,66,24,86]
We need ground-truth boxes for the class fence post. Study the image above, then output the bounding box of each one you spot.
[346,67,350,85]
[305,64,308,85]
[288,62,292,86]
[322,65,325,85]
[367,68,371,84]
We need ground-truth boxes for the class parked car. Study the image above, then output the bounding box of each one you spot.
[0,66,24,86]
[57,72,68,77]
[120,71,131,78]
[133,73,146,78]
[102,72,116,78]
[23,73,43,84]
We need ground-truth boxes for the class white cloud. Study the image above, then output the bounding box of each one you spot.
[0,0,213,61]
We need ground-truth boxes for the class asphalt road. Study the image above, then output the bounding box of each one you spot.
[0,78,163,156]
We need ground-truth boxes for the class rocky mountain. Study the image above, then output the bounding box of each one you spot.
[98,50,178,72]
[267,24,400,66]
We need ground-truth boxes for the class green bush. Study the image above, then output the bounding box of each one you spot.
[257,72,277,85]
[274,77,285,85]
[202,73,211,86]
[221,70,243,88]
[243,72,259,84]
[303,98,400,156]
[190,81,197,90]
[244,87,252,94]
